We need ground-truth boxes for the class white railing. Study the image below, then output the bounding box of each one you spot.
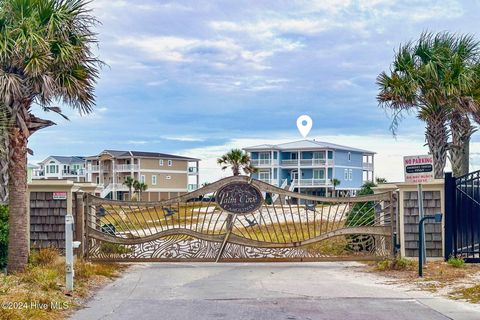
[280,159,298,166]
[299,159,334,166]
[363,162,374,170]
[271,179,288,204]
[115,164,139,171]
[62,169,85,176]
[251,159,278,166]
[293,179,331,186]
[90,165,110,172]
[288,179,296,192]
[281,159,334,167]
[100,183,129,198]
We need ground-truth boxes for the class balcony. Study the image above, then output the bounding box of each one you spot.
[280,159,298,166]
[89,165,110,172]
[281,159,334,167]
[188,167,199,175]
[115,164,139,172]
[293,179,331,187]
[251,159,278,167]
[362,162,374,171]
[62,169,85,176]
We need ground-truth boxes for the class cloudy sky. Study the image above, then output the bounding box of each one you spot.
[28,0,480,183]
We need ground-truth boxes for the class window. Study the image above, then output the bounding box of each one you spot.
[152,175,157,185]
[313,169,325,180]
[348,169,353,181]
[313,152,325,160]
[166,175,171,180]
[328,151,333,159]
[96,176,100,184]
[344,169,348,180]
[140,175,145,183]
[348,152,351,161]
[159,159,164,166]
[168,160,172,166]
[258,171,271,181]
[259,152,271,160]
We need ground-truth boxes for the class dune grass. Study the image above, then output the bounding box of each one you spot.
[0,248,126,320]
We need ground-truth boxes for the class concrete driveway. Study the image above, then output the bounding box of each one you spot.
[71,262,480,320]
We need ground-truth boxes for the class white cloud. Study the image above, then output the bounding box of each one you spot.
[162,136,204,142]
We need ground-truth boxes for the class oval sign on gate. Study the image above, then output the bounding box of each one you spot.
[216,182,263,214]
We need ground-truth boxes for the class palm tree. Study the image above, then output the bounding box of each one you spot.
[133,180,148,201]
[0,0,102,272]
[375,177,387,184]
[377,32,480,178]
[123,177,135,200]
[331,178,340,197]
[217,149,257,176]
[0,106,8,204]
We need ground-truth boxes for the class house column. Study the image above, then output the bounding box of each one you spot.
[130,157,134,178]
[99,159,103,185]
[297,150,301,188]
[372,154,375,181]
[138,158,141,181]
[271,150,274,185]
[196,161,200,189]
[112,159,116,200]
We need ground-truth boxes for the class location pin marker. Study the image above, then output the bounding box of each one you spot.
[296,115,313,138]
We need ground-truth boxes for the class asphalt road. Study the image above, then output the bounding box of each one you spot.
[71,262,480,320]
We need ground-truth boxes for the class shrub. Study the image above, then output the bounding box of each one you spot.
[29,247,60,267]
[376,258,415,271]
[99,242,132,255]
[447,256,465,268]
[0,205,8,269]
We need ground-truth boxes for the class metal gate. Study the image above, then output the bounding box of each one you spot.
[445,171,480,262]
[85,176,394,262]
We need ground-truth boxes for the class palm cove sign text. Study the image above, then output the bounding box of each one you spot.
[404,155,435,184]
[216,182,263,214]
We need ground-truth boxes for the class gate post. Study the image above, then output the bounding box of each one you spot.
[444,172,455,260]
[75,192,85,258]
[83,194,90,259]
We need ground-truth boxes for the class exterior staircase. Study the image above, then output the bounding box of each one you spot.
[100,183,129,199]
[272,179,292,205]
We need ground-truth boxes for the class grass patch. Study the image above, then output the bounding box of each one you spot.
[376,258,415,271]
[451,284,480,303]
[99,243,133,255]
[100,204,205,232]
[0,248,126,319]
[447,256,465,268]
[235,220,374,256]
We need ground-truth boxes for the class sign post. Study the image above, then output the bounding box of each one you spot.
[404,155,435,265]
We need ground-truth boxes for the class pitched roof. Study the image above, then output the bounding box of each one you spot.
[244,139,374,153]
[87,150,200,161]
[40,156,85,165]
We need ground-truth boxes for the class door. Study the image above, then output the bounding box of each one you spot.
[291,170,298,182]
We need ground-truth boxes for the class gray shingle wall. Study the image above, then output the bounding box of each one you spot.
[403,191,442,257]
[29,192,77,251]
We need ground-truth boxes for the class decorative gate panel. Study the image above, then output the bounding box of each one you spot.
[85,176,394,262]
[445,171,480,262]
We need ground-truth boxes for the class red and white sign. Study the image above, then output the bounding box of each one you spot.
[53,192,67,200]
[404,155,435,184]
